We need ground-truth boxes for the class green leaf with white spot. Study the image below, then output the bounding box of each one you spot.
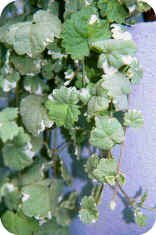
[96,72,131,111]
[0,108,20,143]
[93,39,136,71]
[96,72,131,98]
[1,211,39,235]
[88,96,109,117]
[0,182,21,210]
[124,110,144,128]
[35,220,69,235]
[2,128,34,171]
[55,207,71,226]
[21,180,52,218]
[98,0,128,23]
[79,196,99,224]
[92,39,136,55]
[134,210,148,227]
[45,86,80,128]
[64,0,94,18]
[21,160,45,186]
[0,11,61,57]
[93,158,118,184]
[126,59,143,84]
[90,116,124,150]
[24,76,49,95]
[21,179,63,218]
[85,154,100,180]
[10,54,41,75]
[20,95,53,136]
[62,6,110,59]
[0,70,20,92]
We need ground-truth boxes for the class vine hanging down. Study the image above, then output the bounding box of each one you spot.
[0,0,154,234]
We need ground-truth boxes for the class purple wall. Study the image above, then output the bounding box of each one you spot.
[70,22,156,235]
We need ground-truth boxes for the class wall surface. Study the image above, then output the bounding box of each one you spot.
[70,22,156,235]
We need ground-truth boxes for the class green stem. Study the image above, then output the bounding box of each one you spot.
[93,184,104,205]
[82,58,86,86]
[15,80,19,107]
[117,182,135,206]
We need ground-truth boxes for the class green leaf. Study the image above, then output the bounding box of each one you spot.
[97,72,131,97]
[93,159,118,184]
[124,109,144,128]
[61,160,72,185]
[134,210,148,227]
[62,6,110,59]
[90,116,124,150]
[21,160,45,186]
[21,180,52,218]
[92,39,136,54]
[88,20,111,44]
[62,7,94,59]
[96,72,131,111]
[88,96,109,117]
[113,95,129,111]
[35,220,69,235]
[126,59,143,84]
[0,183,21,210]
[3,187,21,210]
[55,207,71,226]
[1,211,39,235]
[10,53,41,75]
[0,11,61,57]
[64,0,94,18]
[21,179,63,218]
[20,95,53,136]
[98,0,128,23]
[50,179,64,214]
[79,196,99,224]
[85,154,100,179]
[0,71,20,92]
[93,39,136,71]
[2,129,34,171]
[60,192,78,210]
[0,108,20,142]
[24,76,49,95]
[45,86,80,128]
[139,191,148,206]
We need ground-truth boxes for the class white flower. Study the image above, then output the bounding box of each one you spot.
[110,200,116,210]
[64,70,75,80]
[89,14,99,25]
[3,80,16,92]
[4,183,15,192]
[35,85,43,95]
[102,61,117,75]
[24,85,32,93]
[24,142,35,159]
[128,5,136,13]
[47,211,52,220]
[111,24,132,40]
[122,55,134,65]
[85,0,91,6]
[22,193,30,202]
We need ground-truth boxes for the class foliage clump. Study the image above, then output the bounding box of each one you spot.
[0,0,152,234]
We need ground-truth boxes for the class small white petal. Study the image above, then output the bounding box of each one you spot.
[89,14,98,25]
[22,193,30,202]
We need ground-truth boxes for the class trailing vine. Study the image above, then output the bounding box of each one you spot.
[0,0,154,234]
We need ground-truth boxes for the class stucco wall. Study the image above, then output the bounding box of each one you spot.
[70,22,156,235]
